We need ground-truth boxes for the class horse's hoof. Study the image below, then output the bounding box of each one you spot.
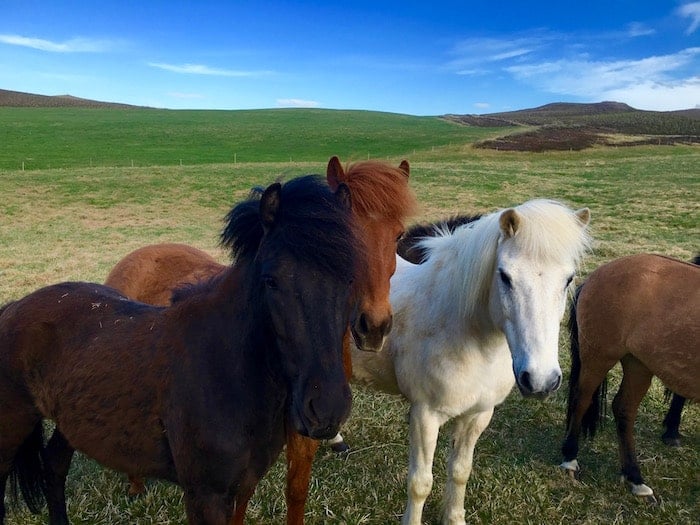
[330,441,350,454]
[661,435,682,447]
[559,459,580,480]
[629,481,655,503]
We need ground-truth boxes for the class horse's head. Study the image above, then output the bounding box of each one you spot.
[223,176,358,439]
[326,156,417,352]
[490,200,591,398]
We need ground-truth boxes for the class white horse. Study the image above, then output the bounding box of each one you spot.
[351,198,591,525]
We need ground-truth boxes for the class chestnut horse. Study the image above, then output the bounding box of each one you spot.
[561,253,699,503]
[0,175,360,525]
[92,156,415,522]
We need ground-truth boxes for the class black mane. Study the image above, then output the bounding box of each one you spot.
[221,174,359,281]
[398,214,482,264]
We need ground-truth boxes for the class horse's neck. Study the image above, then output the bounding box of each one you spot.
[396,242,498,341]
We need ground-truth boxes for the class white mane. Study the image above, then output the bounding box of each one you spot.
[415,199,591,322]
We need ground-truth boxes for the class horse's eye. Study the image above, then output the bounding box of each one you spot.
[263,276,278,290]
[396,232,405,242]
[499,269,512,289]
[565,275,574,288]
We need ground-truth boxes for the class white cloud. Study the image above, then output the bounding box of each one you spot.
[448,36,545,70]
[149,62,273,77]
[601,77,700,111]
[506,48,700,104]
[0,33,114,52]
[677,2,700,34]
[625,22,655,37]
[474,102,490,109]
[276,98,320,108]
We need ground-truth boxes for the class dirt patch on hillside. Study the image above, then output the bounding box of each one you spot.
[474,126,699,152]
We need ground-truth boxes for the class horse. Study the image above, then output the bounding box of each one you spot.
[560,253,699,503]
[0,175,361,525]
[351,199,591,525]
[659,253,699,447]
[67,156,416,523]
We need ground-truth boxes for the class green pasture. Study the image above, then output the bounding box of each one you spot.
[0,107,500,170]
[0,109,698,524]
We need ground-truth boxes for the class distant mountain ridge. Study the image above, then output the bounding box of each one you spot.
[0,88,147,109]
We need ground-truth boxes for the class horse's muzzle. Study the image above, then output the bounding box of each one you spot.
[291,383,352,439]
[351,312,392,352]
[516,369,562,399]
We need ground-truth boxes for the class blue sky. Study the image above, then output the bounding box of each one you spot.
[1,1,699,115]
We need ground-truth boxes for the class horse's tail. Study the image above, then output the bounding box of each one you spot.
[8,422,47,514]
[565,283,607,440]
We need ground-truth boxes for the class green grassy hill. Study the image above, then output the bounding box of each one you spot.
[0,106,501,170]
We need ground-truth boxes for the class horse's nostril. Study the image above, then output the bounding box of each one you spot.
[358,313,369,335]
[519,371,533,394]
[551,374,562,392]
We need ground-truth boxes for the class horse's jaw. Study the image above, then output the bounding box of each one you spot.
[287,379,352,440]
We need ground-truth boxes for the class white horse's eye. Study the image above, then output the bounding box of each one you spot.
[565,275,574,288]
[499,269,512,289]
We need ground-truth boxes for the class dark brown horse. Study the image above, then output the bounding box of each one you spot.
[0,175,361,525]
[561,253,699,503]
[79,157,415,523]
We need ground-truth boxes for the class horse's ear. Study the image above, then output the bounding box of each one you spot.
[260,182,282,228]
[575,207,591,227]
[334,183,352,211]
[398,160,410,179]
[499,208,520,238]
[326,156,345,190]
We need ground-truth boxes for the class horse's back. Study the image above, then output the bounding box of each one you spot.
[577,254,700,399]
[105,243,224,305]
[0,281,160,378]
[0,281,179,478]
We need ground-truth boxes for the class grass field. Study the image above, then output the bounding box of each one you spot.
[0,108,501,170]
[0,110,698,524]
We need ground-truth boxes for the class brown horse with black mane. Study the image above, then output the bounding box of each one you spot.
[0,175,361,525]
[561,253,699,503]
[70,156,415,523]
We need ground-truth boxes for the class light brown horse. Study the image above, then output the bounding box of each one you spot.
[561,253,699,503]
[104,156,417,523]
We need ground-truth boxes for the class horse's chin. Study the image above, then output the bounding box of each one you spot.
[289,407,341,440]
[518,388,552,401]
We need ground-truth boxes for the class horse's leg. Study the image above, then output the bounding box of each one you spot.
[402,403,443,525]
[285,430,320,525]
[182,488,232,525]
[661,393,687,447]
[127,474,146,496]
[42,429,75,525]
[229,488,255,525]
[612,355,654,499]
[441,409,494,525]
[561,358,615,475]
